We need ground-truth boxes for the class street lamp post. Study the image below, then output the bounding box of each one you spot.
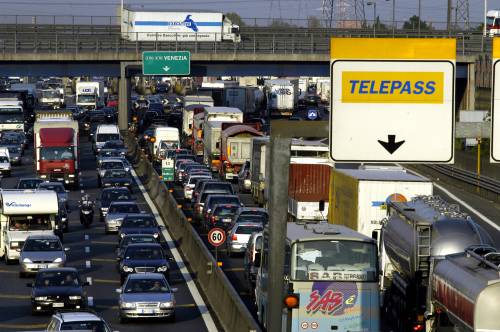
[386,0,395,36]
[367,2,377,36]
[418,0,421,35]
[484,0,488,36]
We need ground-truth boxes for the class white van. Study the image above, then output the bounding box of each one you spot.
[0,147,11,176]
[94,124,120,151]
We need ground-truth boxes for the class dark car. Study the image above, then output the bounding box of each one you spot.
[116,234,159,264]
[194,182,235,220]
[233,207,269,227]
[202,195,242,225]
[99,187,134,221]
[99,139,126,155]
[28,267,88,314]
[119,243,170,283]
[101,169,133,189]
[190,179,218,206]
[119,214,161,240]
[17,178,43,190]
[205,203,240,231]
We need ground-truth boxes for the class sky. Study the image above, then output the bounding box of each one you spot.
[0,0,497,27]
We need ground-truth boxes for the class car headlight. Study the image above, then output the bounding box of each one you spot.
[40,175,47,178]
[157,265,168,272]
[23,257,32,263]
[125,167,130,172]
[101,207,108,212]
[123,183,130,186]
[10,242,19,248]
[68,174,75,178]
[104,182,111,187]
[153,233,159,238]
[35,296,47,301]
[121,302,136,309]
[160,302,174,308]
[120,233,126,238]
[122,265,133,272]
[53,257,63,263]
[69,295,81,300]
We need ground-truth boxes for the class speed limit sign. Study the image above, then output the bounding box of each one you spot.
[208,228,226,247]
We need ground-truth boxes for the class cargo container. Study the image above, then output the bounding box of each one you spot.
[191,112,206,156]
[201,80,239,89]
[264,79,299,117]
[219,123,262,180]
[328,166,433,239]
[224,86,264,116]
[249,136,268,206]
[76,81,104,110]
[203,120,240,171]
[121,8,241,42]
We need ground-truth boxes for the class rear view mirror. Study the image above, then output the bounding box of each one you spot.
[319,200,325,212]
[254,253,261,268]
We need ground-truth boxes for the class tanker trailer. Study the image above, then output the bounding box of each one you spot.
[380,195,493,332]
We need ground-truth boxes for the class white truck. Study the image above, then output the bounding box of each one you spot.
[0,190,59,263]
[152,127,180,159]
[328,166,433,239]
[203,120,239,171]
[76,81,104,110]
[0,99,25,131]
[264,79,299,117]
[37,89,62,109]
[487,10,500,36]
[224,86,264,116]
[121,8,241,42]
[182,95,214,138]
[201,80,239,89]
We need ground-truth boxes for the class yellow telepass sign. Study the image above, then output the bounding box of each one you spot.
[491,38,500,162]
[329,38,455,163]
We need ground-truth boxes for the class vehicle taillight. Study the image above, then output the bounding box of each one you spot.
[413,324,424,332]
[232,234,238,241]
[211,216,216,224]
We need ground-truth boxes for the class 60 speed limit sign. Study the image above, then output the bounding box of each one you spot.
[208,228,226,247]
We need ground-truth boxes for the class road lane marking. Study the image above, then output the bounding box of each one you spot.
[0,323,47,329]
[86,276,93,285]
[91,258,116,263]
[85,234,89,241]
[223,267,244,272]
[408,167,500,231]
[93,278,120,284]
[95,303,197,310]
[131,168,218,331]
[0,269,18,274]
[86,260,91,268]
[91,240,117,245]
[87,296,94,307]
[0,294,30,299]
[85,246,90,253]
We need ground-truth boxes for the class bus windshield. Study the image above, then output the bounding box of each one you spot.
[0,108,23,123]
[292,240,377,282]
[9,215,52,231]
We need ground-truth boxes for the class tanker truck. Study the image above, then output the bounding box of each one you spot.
[380,195,495,332]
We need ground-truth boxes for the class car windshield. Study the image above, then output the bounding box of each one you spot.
[122,217,156,228]
[24,238,61,251]
[208,197,240,208]
[292,240,378,282]
[102,190,131,201]
[35,270,80,287]
[214,206,239,217]
[99,150,123,158]
[0,156,9,163]
[40,147,74,161]
[60,321,108,332]
[103,141,124,149]
[109,204,140,214]
[124,247,163,260]
[104,169,128,178]
[9,215,52,231]
[101,161,124,170]
[122,236,156,246]
[124,278,170,293]
[39,184,65,193]
[0,108,23,123]
[96,133,119,142]
[238,215,268,224]
[235,225,263,234]
[18,179,42,189]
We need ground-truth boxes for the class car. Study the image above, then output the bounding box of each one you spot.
[101,169,133,189]
[202,194,242,225]
[119,243,170,283]
[19,235,68,277]
[237,161,251,193]
[190,179,218,206]
[46,311,114,331]
[226,222,263,257]
[180,164,209,184]
[38,182,69,209]
[99,187,134,221]
[117,273,177,323]
[194,182,235,220]
[233,207,269,227]
[205,203,240,231]
[97,158,130,185]
[243,231,263,290]
[116,234,159,263]
[105,201,141,234]
[16,178,43,189]
[3,144,22,165]
[119,213,161,240]
[100,139,127,156]
[0,152,11,176]
[184,174,212,200]
[28,267,88,314]
[175,160,198,183]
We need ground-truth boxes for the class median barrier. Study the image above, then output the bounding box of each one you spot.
[124,132,261,332]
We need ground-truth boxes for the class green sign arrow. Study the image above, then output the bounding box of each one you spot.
[142,51,191,76]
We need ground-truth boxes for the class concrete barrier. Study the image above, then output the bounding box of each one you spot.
[123,132,261,332]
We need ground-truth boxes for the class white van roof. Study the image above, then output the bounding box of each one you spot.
[1,190,59,215]
[96,124,119,134]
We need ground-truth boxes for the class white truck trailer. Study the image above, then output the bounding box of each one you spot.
[76,81,104,110]
[121,8,241,42]
[264,79,299,117]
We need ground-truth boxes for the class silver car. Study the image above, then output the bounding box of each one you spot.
[105,201,141,234]
[38,182,69,209]
[226,222,263,257]
[19,235,68,277]
[117,273,177,323]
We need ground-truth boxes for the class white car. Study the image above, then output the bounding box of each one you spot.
[46,311,115,331]
[184,174,212,200]
[0,152,11,176]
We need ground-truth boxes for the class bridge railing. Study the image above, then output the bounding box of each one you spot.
[0,30,492,56]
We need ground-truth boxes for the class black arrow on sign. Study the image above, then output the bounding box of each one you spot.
[378,135,405,154]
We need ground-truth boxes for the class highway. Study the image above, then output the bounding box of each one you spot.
[0,135,215,331]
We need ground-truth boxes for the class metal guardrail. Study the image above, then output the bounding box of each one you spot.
[0,27,492,56]
[427,164,500,195]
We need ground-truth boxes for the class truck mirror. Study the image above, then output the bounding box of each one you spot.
[254,253,261,268]
[216,142,220,149]
[318,200,325,212]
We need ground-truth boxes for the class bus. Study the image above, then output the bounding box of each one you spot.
[255,223,380,332]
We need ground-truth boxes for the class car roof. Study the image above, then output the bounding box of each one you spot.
[38,267,78,273]
[57,311,102,322]
[109,201,138,206]
[26,234,60,240]
[101,158,124,163]
[207,194,239,200]
[39,182,63,186]
[19,178,42,182]
[234,222,263,228]
[122,234,156,239]
[126,243,162,248]
[102,187,129,192]
[123,213,154,219]
[127,272,166,280]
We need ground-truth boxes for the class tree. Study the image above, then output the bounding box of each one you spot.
[374,16,389,30]
[402,15,431,31]
[225,12,245,27]
[269,19,297,28]
[307,16,322,29]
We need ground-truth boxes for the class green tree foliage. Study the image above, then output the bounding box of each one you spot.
[225,12,245,27]
[402,15,431,30]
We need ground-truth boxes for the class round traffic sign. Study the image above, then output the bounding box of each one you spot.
[307,109,318,120]
[208,227,226,247]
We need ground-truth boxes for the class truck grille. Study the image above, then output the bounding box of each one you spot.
[49,172,65,181]
[137,302,159,308]
[134,267,155,273]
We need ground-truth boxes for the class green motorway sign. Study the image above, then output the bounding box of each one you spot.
[142,51,191,76]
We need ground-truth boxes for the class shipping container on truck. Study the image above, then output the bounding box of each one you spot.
[218,123,262,180]
[328,166,433,239]
[249,136,268,206]
[76,81,104,110]
[34,111,79,187]
[191,112,206,157]
[0,99,25,132]
[182,95,214,145]
[121,8,241,42]
[264,79,299,117]
[224,86,264,117]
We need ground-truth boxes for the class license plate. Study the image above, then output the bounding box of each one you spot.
[53,303,64,308]
[54,169,62,172]
[140,309,154,314]
[38,264,48,269]
[223,219,232,223]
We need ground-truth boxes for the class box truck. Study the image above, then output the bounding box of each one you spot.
[264,79,299,117]
[121,8,241,42]
[328,166,433,239]
[224,86,264,116]
[76,81,104,110]
[0,99,25,131]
